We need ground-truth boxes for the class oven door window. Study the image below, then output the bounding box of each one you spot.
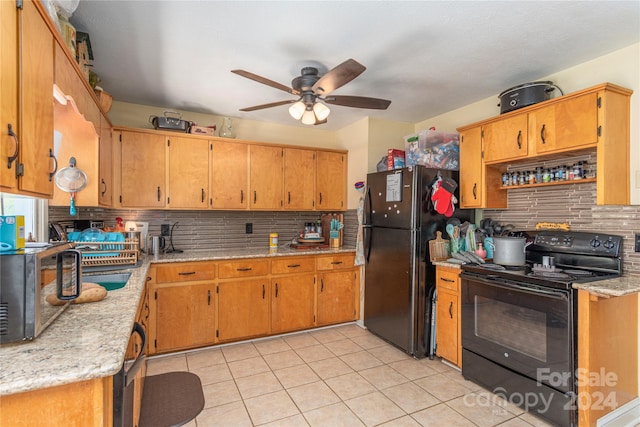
[461,276,575,392]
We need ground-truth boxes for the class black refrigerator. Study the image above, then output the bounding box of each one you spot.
[363,165,474,358]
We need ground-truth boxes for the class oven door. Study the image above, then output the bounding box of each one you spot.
[461,273,575,393]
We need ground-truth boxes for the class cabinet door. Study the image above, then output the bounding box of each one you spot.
[283,148,315,210]
[435,288,458,365]
[532,93,598,155]
[0,0,19,191]
[316,151,346,210]
[459,127,482,208]
[154,283,216,352]
[211,139,248,209]
[271,274,316,333]
[483,113,528,163]
[317,270,357,326]
[18,0,55,196]
[249,145,283,209]
[217,279,270,341]
[98,114,112,206]
[167,135,209,209]
[120,131,166,208]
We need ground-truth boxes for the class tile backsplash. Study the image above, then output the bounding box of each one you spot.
[49,207,357,251]
[483,181,640,276]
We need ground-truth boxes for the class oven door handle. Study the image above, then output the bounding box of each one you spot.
[465,274,569,300]
[125,322,146,387]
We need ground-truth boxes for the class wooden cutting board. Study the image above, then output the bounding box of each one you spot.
[321,213,344,246]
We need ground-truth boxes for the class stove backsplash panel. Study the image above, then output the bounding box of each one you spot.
[483,182,640,276]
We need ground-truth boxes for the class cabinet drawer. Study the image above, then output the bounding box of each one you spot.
[316,254,355,271]
[436,268,460,292]
[218,259,269,279]
[271,257,315,275]
[156,262,216,283]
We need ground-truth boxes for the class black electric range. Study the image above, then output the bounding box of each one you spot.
[461,230,623,290]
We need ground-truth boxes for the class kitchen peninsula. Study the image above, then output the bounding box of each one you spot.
[0,246,357,426]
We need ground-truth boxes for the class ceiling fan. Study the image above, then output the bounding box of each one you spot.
[231,59,391,125]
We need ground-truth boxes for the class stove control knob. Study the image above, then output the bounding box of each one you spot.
[589,238,601,248]
[603,239,616,250]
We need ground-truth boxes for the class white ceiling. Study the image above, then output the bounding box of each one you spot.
[69,1,640,131]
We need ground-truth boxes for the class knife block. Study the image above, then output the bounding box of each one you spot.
[321,213,343,247]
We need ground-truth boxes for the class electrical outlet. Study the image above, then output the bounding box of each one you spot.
[635,233,640,252]
[245,223,253,234]
[161,224,171,236]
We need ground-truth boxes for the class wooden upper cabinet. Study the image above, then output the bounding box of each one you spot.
[210,139,248,209]
[18,0,55,197]
[120,130,166,208]
[482,112,528,164]
[316,151,346,211]
[459,127,483,208]
[249,145,283,210]
[283,147,315,210]
[167,135,209,209]
[49,95,99,208]
[98,114,113,207]
[530,92,598,155]
[0,0,19,192]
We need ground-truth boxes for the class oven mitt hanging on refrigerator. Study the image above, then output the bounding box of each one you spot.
[432,176,458,216]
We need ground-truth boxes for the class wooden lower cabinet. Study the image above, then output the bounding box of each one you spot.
[271,274,316,333]
[435,266,461,367]
[317,270,358,326]
[0,377,113,427]
[147,253,360,353]
[217,279,270,342]
[152,283,216,353]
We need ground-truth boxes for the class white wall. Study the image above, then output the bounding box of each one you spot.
[335,117,369,210]
[415,43,640,204]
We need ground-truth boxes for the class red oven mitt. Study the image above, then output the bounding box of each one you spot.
[431,176,458,216]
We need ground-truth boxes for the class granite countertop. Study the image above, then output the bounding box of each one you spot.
[0,246,356,396]
[572,275,640,297]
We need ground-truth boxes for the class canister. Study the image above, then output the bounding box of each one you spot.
[269,233,278,248]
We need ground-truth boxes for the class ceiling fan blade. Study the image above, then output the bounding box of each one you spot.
[324,95,391,110]
[312,59,366,96]
[239,99,296,112]
[232,70,300,96]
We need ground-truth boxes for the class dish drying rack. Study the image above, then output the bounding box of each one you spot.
[70,237,139,268]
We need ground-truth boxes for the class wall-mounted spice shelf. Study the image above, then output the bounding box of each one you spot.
[499,177,596,190]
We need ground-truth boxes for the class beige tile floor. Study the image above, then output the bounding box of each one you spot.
[146,323,555,427]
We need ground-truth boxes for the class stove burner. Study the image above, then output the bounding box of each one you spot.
[530,270,572,279]
[562,269,593,276]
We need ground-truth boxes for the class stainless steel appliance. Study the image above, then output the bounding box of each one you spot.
[363,166,474,358]
[460,230,623,427]
[0,243,82,344]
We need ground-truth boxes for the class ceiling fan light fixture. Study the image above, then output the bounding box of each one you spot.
[313,102,330,121]
[301,108,316,125]
[288,100,306,120]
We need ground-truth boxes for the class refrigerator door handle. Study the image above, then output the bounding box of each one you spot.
[363,225,372,263]
[364,186,373,226]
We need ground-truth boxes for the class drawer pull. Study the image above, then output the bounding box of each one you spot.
[7,123,19,169]
[540,124,547,144]
[178,271,196,276]
[331,261,343,265]
[441,277,455,283]
[240,189,244,203]
[237,267,252,272]
[516,130,522,149]
[287,264,301,268]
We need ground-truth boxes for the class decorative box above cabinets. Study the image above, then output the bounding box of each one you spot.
[457,83,632,207]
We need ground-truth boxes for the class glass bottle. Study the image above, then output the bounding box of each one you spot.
[219,117,235,138]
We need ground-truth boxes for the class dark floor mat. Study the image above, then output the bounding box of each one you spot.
[139,371,205,427]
